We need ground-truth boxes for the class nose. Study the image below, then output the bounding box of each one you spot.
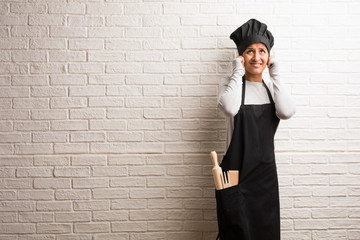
[253,51,260,61]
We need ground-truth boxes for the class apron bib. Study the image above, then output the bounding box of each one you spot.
[215,75,281,240]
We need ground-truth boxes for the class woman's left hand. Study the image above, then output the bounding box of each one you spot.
[267,55,274,69]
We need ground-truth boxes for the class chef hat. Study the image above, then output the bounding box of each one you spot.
[230,18,274,56]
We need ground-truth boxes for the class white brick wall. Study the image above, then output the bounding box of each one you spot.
[0,0,359,239]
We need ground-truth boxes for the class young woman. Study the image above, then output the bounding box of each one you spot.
[215,19,296,240]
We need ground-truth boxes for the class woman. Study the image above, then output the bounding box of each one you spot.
[215,19,296,240]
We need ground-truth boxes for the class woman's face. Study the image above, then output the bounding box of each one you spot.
[242,43,269,76]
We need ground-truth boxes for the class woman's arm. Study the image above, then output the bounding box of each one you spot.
[217,57,245,117]
[268,57,296,120]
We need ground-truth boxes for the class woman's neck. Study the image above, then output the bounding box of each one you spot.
[245,72,262,83]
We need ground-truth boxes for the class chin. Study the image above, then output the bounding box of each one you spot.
[248,69,265,75]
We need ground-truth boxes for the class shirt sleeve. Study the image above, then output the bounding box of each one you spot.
[217,58,245,117]
[268,58,297,120]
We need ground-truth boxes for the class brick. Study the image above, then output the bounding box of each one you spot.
[49,51,86,62]
[48,3,85,14]
[14,121,49,131]
[166,232,202,240]
[146,154,183,165]
[13,98,49,109]
[90,120,126,130]
[93,188,128,199]
[105,63,142,73]
[71,155,107,166]
[69,86,106,97]
[55,190,91,200]
[30,38,66,50]
[108,131,143,142]
[34,155,69,166]
[167,189,202,198]
[0,133,31,143]
[183,221,217,231]
[57,235,90,240]
[148,199,183,209]
[12,50,47,62]
[54,167,90,177]
[0,212,17,223]
[89,97,124,107]
[0,223,35,234]
[92,166,127,177]
[128,166,164,176]
[74,201,109,211]
[294,197,329,208]
[144,109,180,119]
[110,177,145,188]
[126,142,163,153]
[0,178,32,189]
[111,221,146,232]
[19,212,54,223]
[93,234,128,240]
[313,230,347,239]
[11,26,47,37]
[30,63,66,74]
[18,190,53,200]
[54,143,89,154]
[127,120,162,130]
[37,223,71,234]
[0,190,17,201]
[93,211,128,221]
[0,39,28,50]
[37,201,72,211]
[108,155,146,166]
[312,208,348,219]
[111,199,146,210]
[90,143,125,153]
[0,201,35,211]
[73,178,109,189]
[69,63,104,73]
[32,110,67,120]
[33,132,68,143]
[125,97,161,108]
[129,210,165,221]
[55,212,91,222]
[68,16,103,26]
[148,221,182,231]
[16,167,53,177]
[34,178,71,189]
[169,210,203,220]
[129,188,165,199]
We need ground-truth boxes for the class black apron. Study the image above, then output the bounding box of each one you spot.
[215,75,281,240]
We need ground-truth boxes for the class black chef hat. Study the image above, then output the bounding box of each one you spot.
[230,18,274,56]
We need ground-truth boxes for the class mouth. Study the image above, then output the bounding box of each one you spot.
[250,63,262,68]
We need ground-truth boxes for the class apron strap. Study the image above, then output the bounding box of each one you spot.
[262,80,274,104]
[241,75,246,106]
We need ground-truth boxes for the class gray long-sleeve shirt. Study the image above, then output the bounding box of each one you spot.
[217,57,296,151]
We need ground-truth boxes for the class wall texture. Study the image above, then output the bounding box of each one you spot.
[0,0,360,239]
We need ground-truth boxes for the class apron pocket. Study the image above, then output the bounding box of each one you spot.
[215,184,249,239]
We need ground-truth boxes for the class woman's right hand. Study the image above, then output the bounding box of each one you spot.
[236,56,244,67]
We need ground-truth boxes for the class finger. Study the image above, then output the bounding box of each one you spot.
[268,56,274,68]
[240,56,244,67]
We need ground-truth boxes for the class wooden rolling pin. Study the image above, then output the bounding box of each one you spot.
[210,151,223,190]
[210,151,239,190]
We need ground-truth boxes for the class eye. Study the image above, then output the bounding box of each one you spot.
[260,49,266,54]
[246,50,253,54]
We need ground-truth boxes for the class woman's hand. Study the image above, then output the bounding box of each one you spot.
[267,55,274,69]
[236,56,244,67]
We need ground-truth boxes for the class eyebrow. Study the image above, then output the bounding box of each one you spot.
[246,47,266,50]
